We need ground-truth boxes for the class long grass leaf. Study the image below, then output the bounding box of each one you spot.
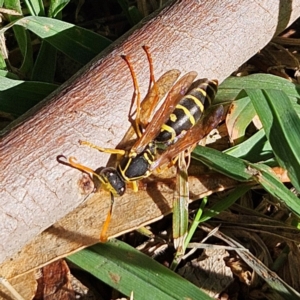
[67,240,213,300]
[246,88,300,192]
[0,16,111,65]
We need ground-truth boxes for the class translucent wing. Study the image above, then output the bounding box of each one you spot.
[131,71,198,154]
[140,69,181,127]
[118,70,181,148]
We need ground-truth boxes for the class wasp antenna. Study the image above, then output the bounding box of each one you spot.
[57,155,69,166]
[68,157,106,185]
[68,157,93,173]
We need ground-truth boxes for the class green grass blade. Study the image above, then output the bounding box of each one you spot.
[226,95,256,144]
[67,240,213,300]
[246,88,300,192]
[249,163,300,217]
[0,52,6,71]
[4,0,22,17]
[224,129,273,162]
[128,5,143,25]
[184,197,208,250]
[0,76,58,116]
[192,145,300,218]
[5,0,34,76]
[48,0,70,18]
[1,16,111,65]
[200,185,251,222]
[173,153,189,252]
[14,27,34,76]
[216,74,300,104]
[117,0,142,26]
[0,70,19,79]
[24,0,45,16]
[192,146,252,182]
[31,41,57,82]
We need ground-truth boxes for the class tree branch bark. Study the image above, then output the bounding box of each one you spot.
[1,0,299,276]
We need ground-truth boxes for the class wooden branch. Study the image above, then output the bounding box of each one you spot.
[1,0,299,278]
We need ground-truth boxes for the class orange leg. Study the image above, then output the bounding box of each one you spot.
[80,140,126,156]
[100,193,114,242]
[68,156,115,242]
[122,46,160,138]
[142,45,159,122]
[121,54,142,137]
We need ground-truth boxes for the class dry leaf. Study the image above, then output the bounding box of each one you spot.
[178,248,234,298]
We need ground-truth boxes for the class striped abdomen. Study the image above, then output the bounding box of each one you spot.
[155,78,218,143]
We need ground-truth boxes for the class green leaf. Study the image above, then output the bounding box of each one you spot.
[0,76,58,116]
[200,185,251,222]
[0,52,7,71]
[217,74,300,104]
[31,41,57,82]
[67,240,212,300]
[4,0,22,15]
[192,146,300,218]
[192,146,252,182]
[4,1,34,77]
[246,88,300,192]
[117,0,143,26]
[128,5,143,25]
[24,0,45,16]
[226,95,256,144]
[48,0,70,18]
[0,70,19,79]
[15,27,34,77]
[249,163,300,217]
[1,16,111,65]
[224,129,273,162]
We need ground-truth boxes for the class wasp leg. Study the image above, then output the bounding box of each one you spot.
[143,46,155,96]
[156,142,192,170]
[121,54,142,138]
[155,154,180,173]
[128,181,139,192]
[68,157,119,242]
[100,192,114,242]
[141,45,159,127]
[80,140,126,156]
[122,46,160,139]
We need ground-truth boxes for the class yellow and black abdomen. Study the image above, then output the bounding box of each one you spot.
[155,79,218,143]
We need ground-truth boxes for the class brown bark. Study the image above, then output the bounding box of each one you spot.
[0,0,299,278]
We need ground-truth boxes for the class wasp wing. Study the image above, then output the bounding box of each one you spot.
[150,105,224,171]
[118,70,181,149]
[132,71,198,154]
[140,69,181,127]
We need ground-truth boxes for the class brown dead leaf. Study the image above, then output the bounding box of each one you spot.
[34,260,74,300]
[178,248,234,298]
[226,256,252,285]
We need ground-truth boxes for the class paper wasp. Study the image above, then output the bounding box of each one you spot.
[65,46,224,241]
